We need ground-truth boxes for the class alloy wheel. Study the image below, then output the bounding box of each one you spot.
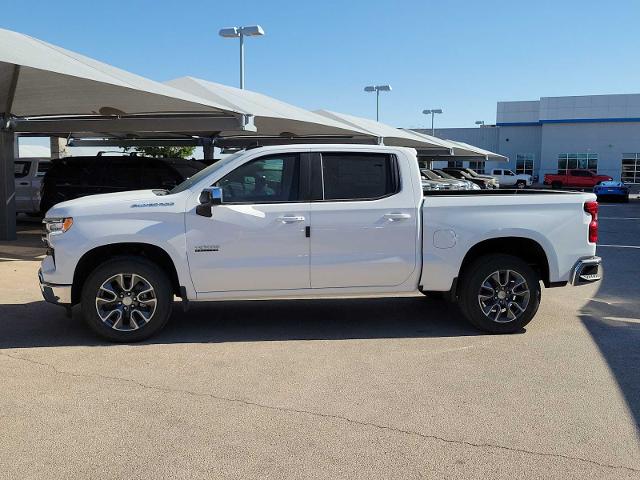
[95,273,157,331]
[477,270,530,323]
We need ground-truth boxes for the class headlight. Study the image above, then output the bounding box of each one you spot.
[43,217,74,236]
[470,183,481,190]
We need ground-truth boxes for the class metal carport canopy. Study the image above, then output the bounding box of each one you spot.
[165,77,375,140]
[407,130,508,161]
[314,110,455,152]
[0,28,259,240]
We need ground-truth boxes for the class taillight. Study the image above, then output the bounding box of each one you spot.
[584,201,598,243]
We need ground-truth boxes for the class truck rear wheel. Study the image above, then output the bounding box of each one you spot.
[458,254,540,334]
[551,181,562,189]
[81,256,173,342]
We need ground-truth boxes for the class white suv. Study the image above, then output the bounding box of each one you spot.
[14,158,51,215]
[490,169,532,189]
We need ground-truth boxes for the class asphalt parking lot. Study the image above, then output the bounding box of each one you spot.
[0,203,639,479]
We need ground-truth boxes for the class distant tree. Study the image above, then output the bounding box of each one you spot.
[127,146,196,159]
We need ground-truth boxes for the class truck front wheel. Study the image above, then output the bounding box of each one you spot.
[458,254,541,334]
[81,256,173,342]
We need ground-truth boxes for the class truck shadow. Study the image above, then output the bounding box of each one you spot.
[579,302,640,433]
[0,296,483,349]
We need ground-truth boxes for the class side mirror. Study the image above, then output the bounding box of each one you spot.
[196,186,223,217]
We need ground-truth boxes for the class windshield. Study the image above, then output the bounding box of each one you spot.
[434,170,456,180]
[168,151,246,194]
[421,169,440,180]
[464,169,481,177]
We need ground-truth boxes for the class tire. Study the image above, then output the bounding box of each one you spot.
[551,181,562,190]
[622,194,629,203]
[81,256,174,342]
[458,254,541,334]
[516,180,526,189]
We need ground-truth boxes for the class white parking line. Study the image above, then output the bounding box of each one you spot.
[598,244,640,249]
[603,316,640,325]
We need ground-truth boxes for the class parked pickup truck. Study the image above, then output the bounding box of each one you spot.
[489,169,532,189]
[544,169,612,189]
[39,145,602,342]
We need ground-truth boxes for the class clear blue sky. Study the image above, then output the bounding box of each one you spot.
[3,0,640,129]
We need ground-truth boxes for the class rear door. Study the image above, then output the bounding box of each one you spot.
[309,151,418,288]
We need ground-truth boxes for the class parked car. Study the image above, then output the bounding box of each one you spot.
[430,169,480,190]
[40,155,205,214]
[14,157,51,215]
[39,144,601,342]
[442,168,498,189]
[543,169,612,189]
[421,169,464,190]
[421,169,471,190]
[489,169,532,189]
[593,181,630,202]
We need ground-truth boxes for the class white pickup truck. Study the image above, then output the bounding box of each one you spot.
[489,168,533,189]
[39,144,602,341]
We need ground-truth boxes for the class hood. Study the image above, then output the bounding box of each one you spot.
[45,189,177,217]
[596,181,627,188]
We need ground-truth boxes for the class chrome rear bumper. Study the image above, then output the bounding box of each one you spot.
[570,256,602,286]
[38,269,72,305]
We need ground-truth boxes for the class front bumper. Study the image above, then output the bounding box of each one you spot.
[570,256,602,286]
[38,269,72,305]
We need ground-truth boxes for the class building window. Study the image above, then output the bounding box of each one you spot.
[515,153,534,176]
[467,161,485,174]
[447,160,463,168]
[622,153,640,184]
[557,153,598,174]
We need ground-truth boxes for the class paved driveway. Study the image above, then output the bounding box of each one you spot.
[0,205,638,479]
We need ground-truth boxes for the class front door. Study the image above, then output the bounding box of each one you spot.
[309,152,418,288]
[186,153,310,293]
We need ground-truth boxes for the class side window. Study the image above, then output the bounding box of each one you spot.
[36,161,51,177]
[14,161,31,178]
[320,153,397,201]
[505,170,515,176]
[494,170,502,175]
[216,154,300,203]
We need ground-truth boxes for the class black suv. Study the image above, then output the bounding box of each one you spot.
[40,155,205,213]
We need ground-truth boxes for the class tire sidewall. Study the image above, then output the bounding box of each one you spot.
[81,257,173,342]
[459,254,541,334]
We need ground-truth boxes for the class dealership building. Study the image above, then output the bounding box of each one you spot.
[415,93,640,185]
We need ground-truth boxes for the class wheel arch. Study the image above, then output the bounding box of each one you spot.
[458,236,551,289]
[72,242,181,304]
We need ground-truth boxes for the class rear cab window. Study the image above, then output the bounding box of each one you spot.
[317,152,399,201]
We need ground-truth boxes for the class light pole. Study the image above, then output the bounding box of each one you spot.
[422,109,443,135]
[219,25,265,89]
[475,120,485,127]
[364,85,392,121]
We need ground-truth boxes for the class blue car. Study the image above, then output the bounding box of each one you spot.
[593,181,629,202]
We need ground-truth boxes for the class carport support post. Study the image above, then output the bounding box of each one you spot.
[0,128,17,240]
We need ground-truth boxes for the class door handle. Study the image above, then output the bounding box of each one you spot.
[384,213,411,221]
[277,215,305,223]
[19,182,29,186]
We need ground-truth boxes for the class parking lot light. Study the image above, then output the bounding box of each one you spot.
[423,109,443,136]
[218,25,265,89]
[364,85,392,121]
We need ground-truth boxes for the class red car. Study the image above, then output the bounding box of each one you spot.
[544,169,612,189]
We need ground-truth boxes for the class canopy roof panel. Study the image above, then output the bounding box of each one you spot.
[408,130,508,161]
[314,110,453,151]
[166,77,374,138]
[0,28,241,118]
